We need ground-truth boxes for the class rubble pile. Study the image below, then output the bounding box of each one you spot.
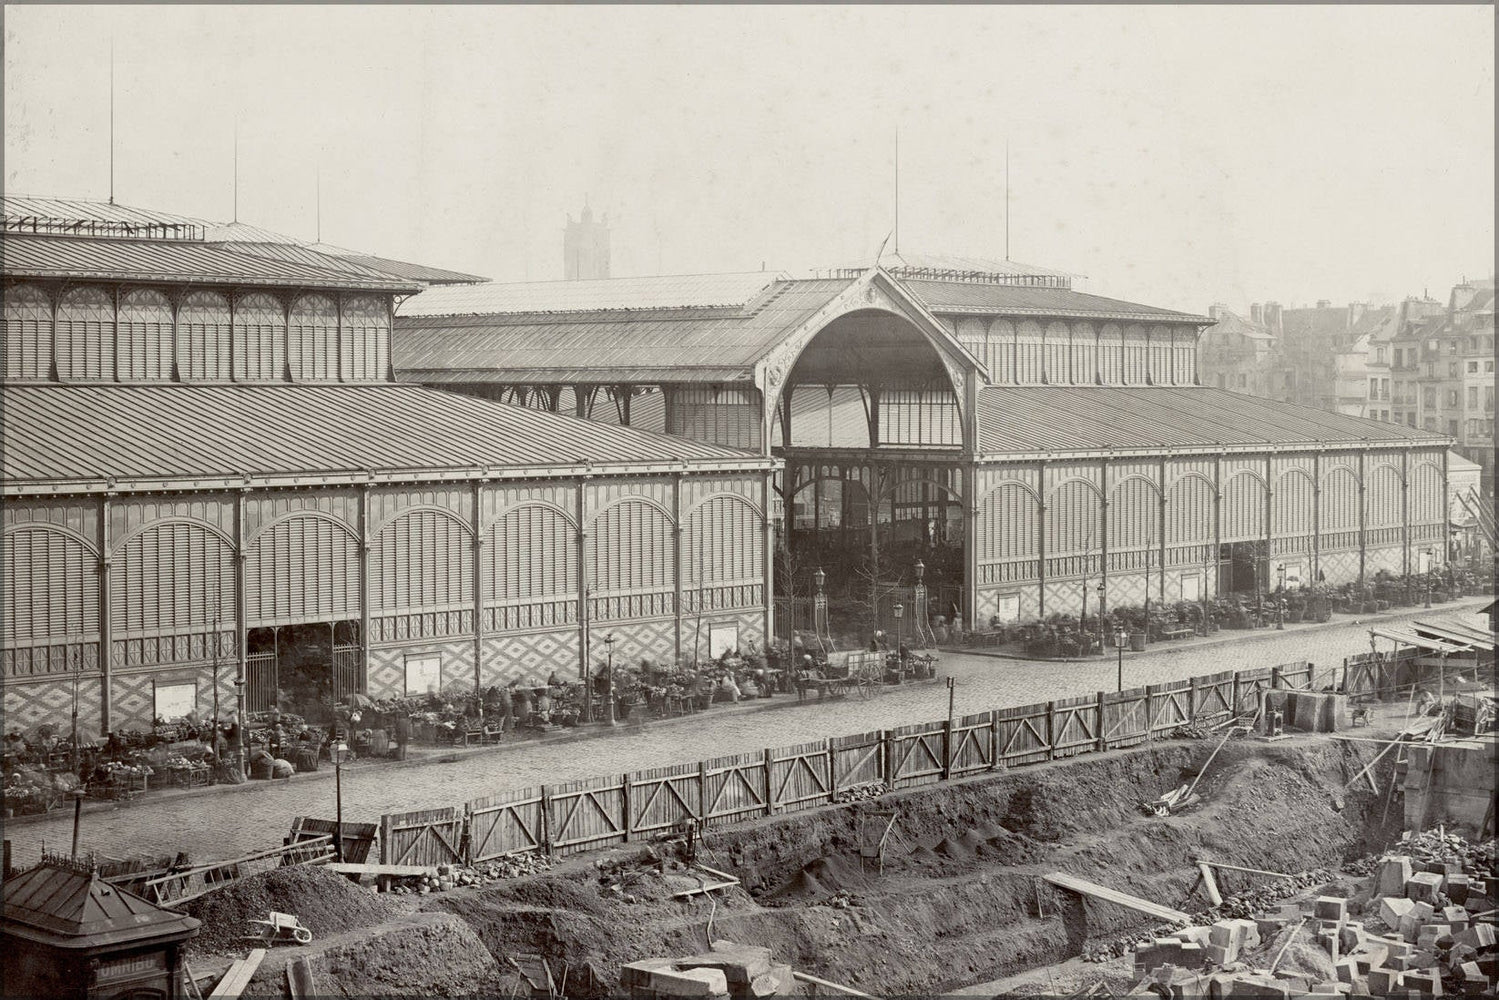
[1201,869,1339,921]
[832,780,887,804]
[386,856,555,894]
[1131,830,1498,997]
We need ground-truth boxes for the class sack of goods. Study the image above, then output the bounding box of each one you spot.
[271,758,295,779]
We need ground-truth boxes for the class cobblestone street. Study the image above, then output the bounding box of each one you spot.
[8,598,1487,869]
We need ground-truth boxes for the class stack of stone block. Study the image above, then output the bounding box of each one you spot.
[620,941,795,999]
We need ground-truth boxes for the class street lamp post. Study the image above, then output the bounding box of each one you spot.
[1097,582,1107,656]
[893,603,904,665]
[1114,626,1127,693]
[332,740,349,862]
[1276,565,1286,630]
[1423,550,1433,608]
[603,633,618,726]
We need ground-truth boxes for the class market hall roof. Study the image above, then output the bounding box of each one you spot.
[975,385,1449,458]
[1,194,486,287]
[396,276,851,383]
[2,233,421,293]
[394,268,1205,385]
[0,384,772,495]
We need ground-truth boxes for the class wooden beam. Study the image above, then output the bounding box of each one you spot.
[1042,872,1191,924]
[208,948,266,998]
[791,971,878,998]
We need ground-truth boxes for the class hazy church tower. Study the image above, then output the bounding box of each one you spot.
[564,202,611,279]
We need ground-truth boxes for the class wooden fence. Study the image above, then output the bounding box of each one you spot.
[380,649,1423,864]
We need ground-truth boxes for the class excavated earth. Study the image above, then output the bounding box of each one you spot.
[208,732,1409,997]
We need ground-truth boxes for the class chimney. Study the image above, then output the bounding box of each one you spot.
[1264,302,1283,337]
[1250,303,1263,325]
[1208,303,1228,322]
[1349,302,1366,326]
[1316,299,1331,309]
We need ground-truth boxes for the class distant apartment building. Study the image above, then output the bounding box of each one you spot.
[1392,280,1495,490]
[1198,302,1280,394]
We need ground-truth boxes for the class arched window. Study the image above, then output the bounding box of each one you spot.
[1070,323,1097,385]
[177,290,231,380]
[987,319,1016,384]
[341,295,389,381]
[2,283,52,380]
[1044,322,1070,383]
[1122,326,1148,384]
[288,293,337,381]
[233,292,285,381]
[118,288,174,381]
[1097,324,1123,384]
[56,286,115,380]
[1015,321,1043,384]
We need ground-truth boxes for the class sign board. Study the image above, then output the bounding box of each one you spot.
[1181,573,1202,601]
[153,681,197,721]
[996,594,1021,623]
[708,624,739,658]
[1273,562,1304,588]
[405,654,441,696]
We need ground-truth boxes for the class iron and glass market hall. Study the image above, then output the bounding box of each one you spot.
[2,201,1452,737]
[1,199,774,736]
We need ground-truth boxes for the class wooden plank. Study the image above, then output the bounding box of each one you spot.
[208,949,266,999]
[322,862,432,878]
[287,957,316,1000]
[791,971,878,998]
[1042,872,1191,924]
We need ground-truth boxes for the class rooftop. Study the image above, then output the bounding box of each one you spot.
[1,384,771,494]
[2,233,420,293]
[398,271,786,317]
[975,385,1446,457]
[1,859,199,949]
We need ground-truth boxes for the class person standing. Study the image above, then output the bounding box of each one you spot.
[392,711,411,761]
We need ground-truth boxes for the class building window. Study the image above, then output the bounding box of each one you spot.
[1448,341,1459,355]
[1375,347,1385,362]
[1368,378,1378,397]
[1237,373,1247,389]
[1407,414,1417,427]
[1447,420,1458,436]
[1449,362,1459,378]
[1424,388,1436,408]
[1487,361,1495,373]
[56,286,116,380]
[1448,389,1460,407]
[1469,387,1479,408]
[1470,361,1481,373]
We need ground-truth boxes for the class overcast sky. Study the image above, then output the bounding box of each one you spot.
[4,5,1493,312]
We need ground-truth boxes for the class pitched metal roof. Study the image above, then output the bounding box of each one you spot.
[398,271,785,317]
[395,278,851,383]
[2,194,204,239]
[1,861,199,949]
[2,234,420,293]
[902,280,1211,324]
[976,385,1448,457]
[329,253,489,285]
[2,384,771,494]
[215,240,401,280]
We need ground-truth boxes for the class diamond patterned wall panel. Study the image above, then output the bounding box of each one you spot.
[1366,545,1403,576]
[368,639,475,697]
[1105,572,1148,608]
[3,675,102,736]
[591,619,678,670]
[481,629,581,687]
[1321,551,1360,585]
[1043,579,1084,615]
[111,671,158,732]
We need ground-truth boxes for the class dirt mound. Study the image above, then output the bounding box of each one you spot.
[935,837,975,858]
[766,869,826,901]
[244,912,501,998]
[186,864,402,955]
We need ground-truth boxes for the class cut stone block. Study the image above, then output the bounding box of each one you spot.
[1457,923,1495,949]
[1413,901,1436,922]
[1444,874,1471,905]
[1204,943,1232,967]
[1340,921,1367,951]
[1335,958,1360,984]
[648,967,732,998]
[1367,968,1404,995]
[1381,897,1419,927]
[1352,940,1389,972]
[1227,975,1291,998]
[1380,857,1416,895]
[1172,926,1214,946]
[1401,968,1442,995]
[1440,906,1469,932]
[748,965,793,998]
[1316,896,1350,922]
[1407,873,1445,903]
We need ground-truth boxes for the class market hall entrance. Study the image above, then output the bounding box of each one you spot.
[244,620,362,721]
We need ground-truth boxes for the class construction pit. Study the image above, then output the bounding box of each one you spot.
[183,700,1497,999]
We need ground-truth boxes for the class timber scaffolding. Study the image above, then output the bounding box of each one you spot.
[374,647,1445,867]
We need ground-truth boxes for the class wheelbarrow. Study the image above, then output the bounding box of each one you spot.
[245,910,313,945]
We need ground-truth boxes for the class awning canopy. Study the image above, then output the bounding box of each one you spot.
[1368,627,1475,654]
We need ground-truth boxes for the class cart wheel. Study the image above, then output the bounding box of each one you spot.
[293,926,312,944]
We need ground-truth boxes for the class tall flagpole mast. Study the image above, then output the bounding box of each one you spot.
[1004,140,1010,261]
[233,122,239,222]
[109,41,115,204]
[893,127,900,257]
